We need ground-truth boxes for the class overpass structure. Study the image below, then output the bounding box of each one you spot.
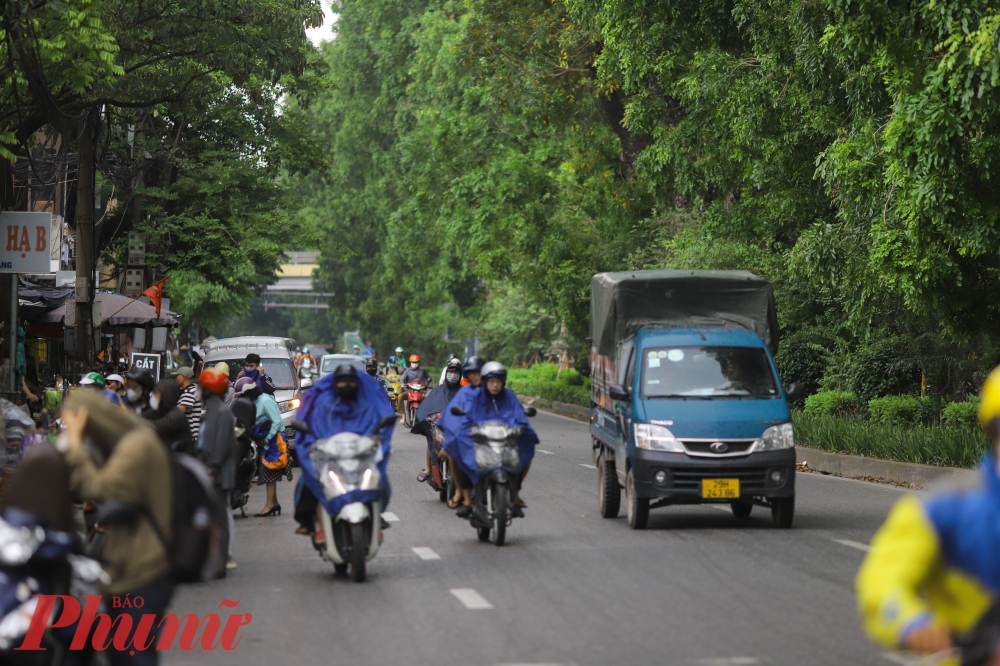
[263,251,334,311]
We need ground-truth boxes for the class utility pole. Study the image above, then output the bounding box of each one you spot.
[75,109,97,378]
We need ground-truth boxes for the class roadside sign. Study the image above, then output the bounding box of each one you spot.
[130,352,161,382]
[0,212,53,273]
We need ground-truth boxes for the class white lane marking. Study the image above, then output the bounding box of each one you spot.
[532,408,585,424]
[579,463,597,469]
[498,664,567,666]
[832,538,871,552]
[450,588,494,609]
[412,547,440,560]
[381,512,400,522]
[537,449,555,455]
[699,659,759,666]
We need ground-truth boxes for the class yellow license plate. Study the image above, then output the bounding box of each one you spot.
[702,479,740,499]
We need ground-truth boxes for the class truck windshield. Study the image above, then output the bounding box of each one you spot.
[639,346,780,399]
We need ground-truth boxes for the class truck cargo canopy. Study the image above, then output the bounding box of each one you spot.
[591,270,778,356]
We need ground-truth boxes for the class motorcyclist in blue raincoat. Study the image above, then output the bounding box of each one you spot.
[292,365,394,536]
[441,361,538,519]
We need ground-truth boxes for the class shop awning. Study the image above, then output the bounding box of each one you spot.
[35,292,180,327]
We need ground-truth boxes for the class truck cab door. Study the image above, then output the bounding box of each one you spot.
[614,346,636,484]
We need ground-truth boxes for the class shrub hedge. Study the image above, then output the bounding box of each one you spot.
[507,364,590,407]
[868,395,929,427]
[803,390,860,417]
[943,398,979,426]
[793,411,988,468]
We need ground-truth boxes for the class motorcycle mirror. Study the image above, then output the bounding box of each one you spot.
[94,499,141,528]
[375,415,399,431]
[291,420,313,435]
[524,407,537,417]
[450,406,467,417]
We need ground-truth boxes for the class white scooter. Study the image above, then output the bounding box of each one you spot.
[293,415,397,582]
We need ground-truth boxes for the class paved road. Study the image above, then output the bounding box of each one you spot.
[165,409,909,666]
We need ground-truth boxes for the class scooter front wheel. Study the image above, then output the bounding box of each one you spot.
[349,522,367,582]
[489,483,507,546]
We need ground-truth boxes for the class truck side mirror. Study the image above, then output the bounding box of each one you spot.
[785,383,806,404]
[450,406,467,417]
[375,415,399,431]
[609,383,629,401]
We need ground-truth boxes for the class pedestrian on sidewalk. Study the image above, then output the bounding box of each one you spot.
[144,378,193,452]
[59,391,174,666]
[173,366,203,446]
[235,377,290,516]
[200,369,238,571]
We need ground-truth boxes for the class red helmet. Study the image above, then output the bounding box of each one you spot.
[199,369,230,395]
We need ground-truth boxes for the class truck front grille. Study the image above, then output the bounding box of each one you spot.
[681,439,756,456]
[671,466,768,491]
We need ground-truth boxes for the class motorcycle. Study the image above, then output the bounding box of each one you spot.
[298,357,317,389]
[450,405,536,546]
[231,398,259,516]
[400,382,429,428]
[0,508,108,662]
[420,412,453,503]
[292,415,397,582]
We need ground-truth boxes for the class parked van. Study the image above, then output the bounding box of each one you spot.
[589,270,803,529]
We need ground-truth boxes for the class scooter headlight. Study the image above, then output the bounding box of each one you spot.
[634,423,684,452]
[326,469,348,495]
[754,423,794,451]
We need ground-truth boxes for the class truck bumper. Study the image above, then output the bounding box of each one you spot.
[631,448,795,503]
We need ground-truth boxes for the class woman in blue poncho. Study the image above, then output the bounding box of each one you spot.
[441,361,539,517]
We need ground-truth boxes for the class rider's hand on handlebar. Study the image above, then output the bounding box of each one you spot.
[903,622,952,654]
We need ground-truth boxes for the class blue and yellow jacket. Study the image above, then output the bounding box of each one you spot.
[856,454,1000,655]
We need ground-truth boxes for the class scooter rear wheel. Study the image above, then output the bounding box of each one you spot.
[438,460,449,502]
[349,522,367,582]
[334,562,348,575]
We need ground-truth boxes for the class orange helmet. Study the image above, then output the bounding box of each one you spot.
[409,355,420,363]
[199,369,230,395]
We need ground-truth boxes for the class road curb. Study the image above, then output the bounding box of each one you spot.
[520,395,589,422]
[520,396,976,488]
[795,446,978,488]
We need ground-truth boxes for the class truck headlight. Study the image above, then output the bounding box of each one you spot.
[755,423,794,451]
[634,423,683,452]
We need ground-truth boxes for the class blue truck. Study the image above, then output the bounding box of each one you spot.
[589,270,803,529]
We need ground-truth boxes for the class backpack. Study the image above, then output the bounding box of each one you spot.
[142,452,227,583]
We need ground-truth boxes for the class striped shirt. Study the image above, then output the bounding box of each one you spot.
[178,383,203,445]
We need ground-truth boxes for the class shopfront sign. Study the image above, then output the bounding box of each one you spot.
[0,212,53,273]
[130,352,161,382]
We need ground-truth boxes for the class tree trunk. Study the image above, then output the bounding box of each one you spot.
[75,109,97,376]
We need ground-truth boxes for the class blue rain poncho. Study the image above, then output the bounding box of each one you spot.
[441,385,539,486]
[294,371,395,516]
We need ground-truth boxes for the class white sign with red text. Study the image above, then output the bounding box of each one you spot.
[0,212,54,273]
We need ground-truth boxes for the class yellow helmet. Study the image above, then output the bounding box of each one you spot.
[978,365,1000,428]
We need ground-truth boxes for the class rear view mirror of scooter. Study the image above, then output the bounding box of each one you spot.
[524,407,537,417]
[292,420,314,435]
[375,415,399,431]
[451,406,467,416]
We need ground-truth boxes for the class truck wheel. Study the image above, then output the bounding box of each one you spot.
[771,496,794,529]
[626,469,649,530]
[598,454,620,519]
[731,500,753,519]
[592,437,600,465]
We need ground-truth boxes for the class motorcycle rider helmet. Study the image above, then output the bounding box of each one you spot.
[235,376,258,396]
[389,356,397,364]
[124,368,155,392]
[979,365,1000,433]
[365,357,378,376]
[444,358,463,385]
[333,364,360,401]
[199,369,230,395]
[481,361,507,388]
[80,372,106,388]
[462,355,485,376]
[214,362,230,378]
